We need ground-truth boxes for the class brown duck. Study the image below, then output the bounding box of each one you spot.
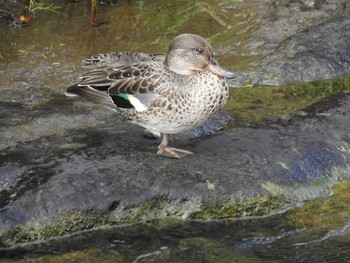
[66,33,235,158]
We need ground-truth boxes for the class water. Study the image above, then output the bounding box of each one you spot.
[1,0,350,262]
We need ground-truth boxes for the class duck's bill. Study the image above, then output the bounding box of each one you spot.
[208,58,235,79]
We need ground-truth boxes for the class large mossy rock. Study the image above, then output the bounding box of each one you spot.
[1,0,350,248]
[1,92,349,246]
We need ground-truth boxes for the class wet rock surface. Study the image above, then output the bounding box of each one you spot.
[0,0,350,249]
[1,92,349,237]
[227,0,350,86]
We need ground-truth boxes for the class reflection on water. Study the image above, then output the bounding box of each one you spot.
[0,1,350,262]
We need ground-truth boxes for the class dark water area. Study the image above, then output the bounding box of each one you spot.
[1,0,350,262]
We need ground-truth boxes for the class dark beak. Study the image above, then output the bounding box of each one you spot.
[208,58,235,79]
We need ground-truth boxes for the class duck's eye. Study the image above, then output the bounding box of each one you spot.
[193,46,204,54]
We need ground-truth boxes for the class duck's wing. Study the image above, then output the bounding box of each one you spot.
[82,52,165,68]
[66,59,166,112]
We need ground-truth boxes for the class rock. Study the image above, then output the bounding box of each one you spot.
[1,0,350,247]
[248,16,350,85]
[226,0,350,86]
[0,92,349,245]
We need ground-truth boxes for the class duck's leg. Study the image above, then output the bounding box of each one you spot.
[156,133,193,159]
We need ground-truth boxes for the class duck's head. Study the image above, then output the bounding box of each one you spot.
[164,33,235,79]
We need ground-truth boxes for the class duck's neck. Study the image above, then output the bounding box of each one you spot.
[164,56,193,76]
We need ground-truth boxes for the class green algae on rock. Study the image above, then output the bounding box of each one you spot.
[0,210,112,247]
[188,195,285,220]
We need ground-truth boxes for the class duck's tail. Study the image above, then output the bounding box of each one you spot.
[65,84,117,110]
[65,84,135,110]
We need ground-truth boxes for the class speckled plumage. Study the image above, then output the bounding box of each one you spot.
[66,34,235,158]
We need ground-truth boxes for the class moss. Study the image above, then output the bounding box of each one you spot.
[40,210,111,237]
[0,199,178,247]
[225,75,350,126]
[0,210,112,247]
[0,226,29,247]
[16,248,128,263]
[118,198,186,223]
[188,195,285,220]
[288,180,350,231]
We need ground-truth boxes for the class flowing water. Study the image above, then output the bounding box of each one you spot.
[1,0,350,262]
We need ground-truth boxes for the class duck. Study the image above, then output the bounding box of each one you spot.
[66,33,235,159]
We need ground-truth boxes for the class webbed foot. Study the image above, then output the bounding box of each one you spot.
[157,146,193,159]
[156,133,193,159]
